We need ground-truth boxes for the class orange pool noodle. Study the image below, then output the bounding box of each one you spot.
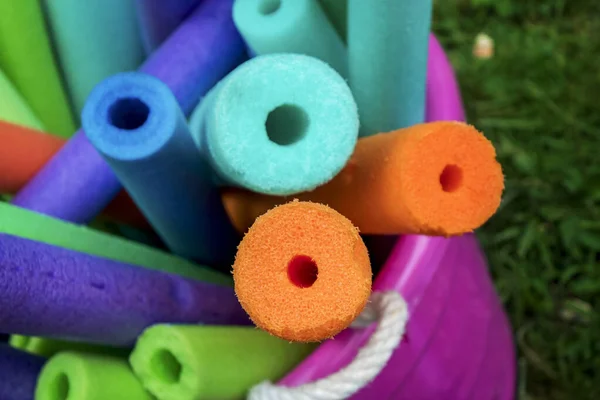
[223,121,504,236]
[0,120,147,227]
[233,201,372,342]
[0,119,64,193]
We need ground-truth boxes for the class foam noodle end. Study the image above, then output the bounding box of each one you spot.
[233,201,372,342]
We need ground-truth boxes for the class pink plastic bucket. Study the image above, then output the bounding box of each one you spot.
[279,35,517,400]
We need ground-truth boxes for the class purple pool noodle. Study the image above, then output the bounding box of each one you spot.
[0,344,46,400]
[139,0,246,114]
[135,0,200,53]
[279,34,516,399]
[12,0,245,224]
[0,234,250,346]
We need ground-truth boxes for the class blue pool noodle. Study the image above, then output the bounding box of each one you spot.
[348,0,433,136]
[0,344,46,400]
[43,0,145,115]
[0,234,250,346]
[13,0,246,224]
[190,53,359,196]
[135,0,200,53]
[83,72,238,266]
[233,0,347,77]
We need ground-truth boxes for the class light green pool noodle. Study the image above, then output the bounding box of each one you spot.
[43,0,144,115]
[130,325,316,400]
[0,68,43,130]
[233,0,347,77]
[348,0,433,136]
[35,352,154,400]
[0,202,231,285]
[0,0,76,137]
[10,335,129,359]
[318,0,347,42]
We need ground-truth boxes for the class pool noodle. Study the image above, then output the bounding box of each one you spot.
[233,201,372,342]
[0,233,249,345]
[0,68,43,130]
[278,33,468,391]
[317,0,347,42]
[222,121,504,236]
[0,120,148,227]
[0,120,64,194]
[348,0,433,136]
[0,344,45,400]
[36,352,152,400]
[9,335,129,359]
[42,0,144,115]
[83,72,238,266]
[140,0,246,114]
[192,53,358,196]
[3,195,221,360]
[13,0,246,224]
[233,0,347,77]
[0,0,76,137]
[130,324,316,400]
[134,0,200,53]
[0,202,230,285]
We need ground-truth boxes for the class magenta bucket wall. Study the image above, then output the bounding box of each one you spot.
[279,35,517,400]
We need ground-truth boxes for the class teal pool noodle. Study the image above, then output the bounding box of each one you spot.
[233,0,347,77]
[348,0,433,136]
[43,0,145,115]
[83,72,239,267]
[190,53,359,196]
[317,0,347,42]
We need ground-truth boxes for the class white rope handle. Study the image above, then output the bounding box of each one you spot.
[249,291,409,400]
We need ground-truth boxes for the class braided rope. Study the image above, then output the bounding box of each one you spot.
[249,291,409,400]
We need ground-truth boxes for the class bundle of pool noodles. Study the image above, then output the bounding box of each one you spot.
[0,120,147,227]
[0,0,507,398]
[223,121,504,236]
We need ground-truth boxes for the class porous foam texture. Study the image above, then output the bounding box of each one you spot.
[0,233,249,345]
[233,201,372,342]
[35,352,153,400]
[200,53,359,196]
[223,121,505,236]
[130,324,315,400]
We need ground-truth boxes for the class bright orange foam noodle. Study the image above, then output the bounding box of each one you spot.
[223,121,504,236]
[0,119,64,193]
[233,201,372,342]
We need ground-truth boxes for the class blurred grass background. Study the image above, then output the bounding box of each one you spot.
[433,0,600,398]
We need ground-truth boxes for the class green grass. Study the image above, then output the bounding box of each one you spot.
[433,1,600,398]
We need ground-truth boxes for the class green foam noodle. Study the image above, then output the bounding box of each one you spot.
[0,68,43,130]
[130,324,316,400]
[0,202,231,285]
[36,352,153,400]
[0,0,76,137]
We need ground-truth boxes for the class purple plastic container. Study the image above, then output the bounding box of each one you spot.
[279,35,516,400]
